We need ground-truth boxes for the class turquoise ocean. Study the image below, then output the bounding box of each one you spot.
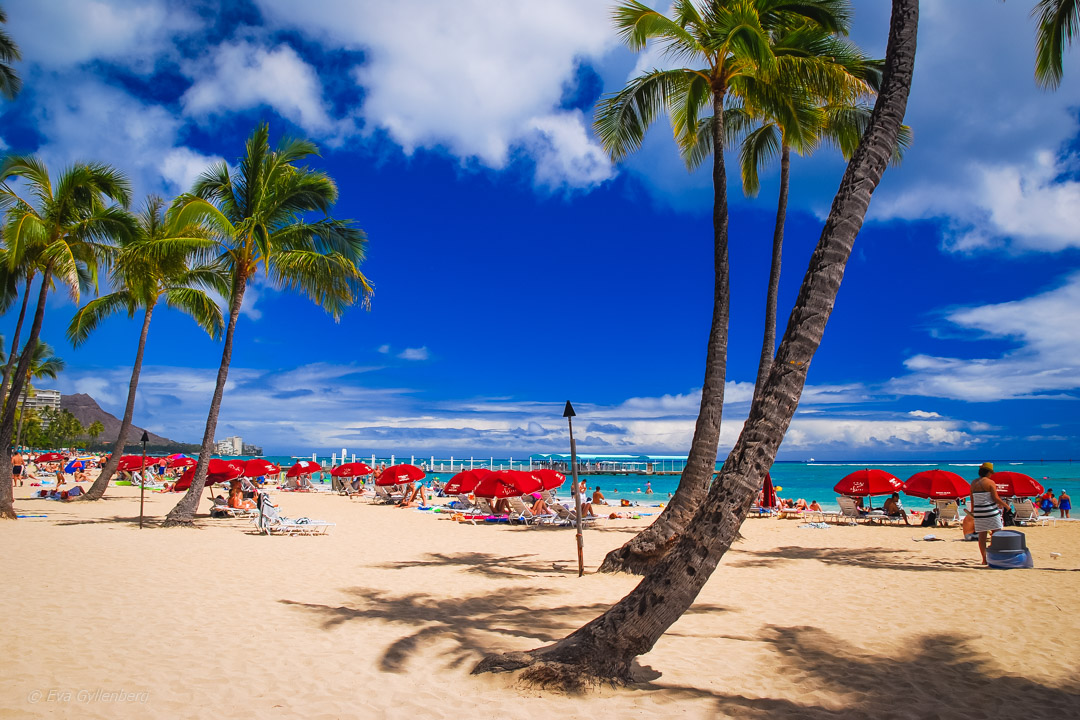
[248,456,1079,512]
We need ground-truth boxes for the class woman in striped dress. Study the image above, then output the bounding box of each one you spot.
[970,462,1010,566]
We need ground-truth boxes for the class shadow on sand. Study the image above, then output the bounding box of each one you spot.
[640,625,1080,719]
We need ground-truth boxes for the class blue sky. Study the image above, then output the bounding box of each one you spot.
[2,0,1078,460]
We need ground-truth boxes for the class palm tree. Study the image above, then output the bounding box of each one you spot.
[474,0,919,685]
[0,249,37,409]
[0,156,134,519]
[71,195,228,502]
[87,420,104,444]
[163,123,372,526]
[14,341,64,447]
[593,0,854,574]
[1034,0,1078,88]
[0,6,21,100]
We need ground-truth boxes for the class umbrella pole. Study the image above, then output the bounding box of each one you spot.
[564,402,584,578]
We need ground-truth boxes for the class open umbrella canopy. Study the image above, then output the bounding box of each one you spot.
[444,470,482,495]
[117,455,157,472]
[903,470,970,499]
[34,452,65,463]
[473,472,522,499]
[992,471,1045,498]
[834,469,904,497]
[505,470,542,494]
[285,460,321,478]
[168,456,197,469]
[63,460,84,473]
[208,458,245,480]
[531,468,566,491]
[331,462,373,477]
[243,458,281,477]
[376,464,425,486]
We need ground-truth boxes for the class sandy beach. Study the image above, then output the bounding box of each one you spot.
[3,483,1079,719]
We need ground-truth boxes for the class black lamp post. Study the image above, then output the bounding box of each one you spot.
[139,430,149,529]
[564,401,584,577]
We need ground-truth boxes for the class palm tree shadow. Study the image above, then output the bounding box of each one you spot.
[370,552,566,579]
[641,625,1080,719]
[281,586,729,674]
[727,545,976,572]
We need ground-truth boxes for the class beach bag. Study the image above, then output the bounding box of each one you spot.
[1001,507,1016,527]
[920,509,938,527]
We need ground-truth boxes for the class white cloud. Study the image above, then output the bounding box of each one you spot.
[377,345,391,354]
[253,0,617,187]
[31,73,222,198]
[888,272,1080,400]
[181,39,347,139]
[908,410,942,419]
[6,0,200,71]
[398,347,429,361]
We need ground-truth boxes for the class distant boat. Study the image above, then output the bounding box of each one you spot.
[808,457,816,463]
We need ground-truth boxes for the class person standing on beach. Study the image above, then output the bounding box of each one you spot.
[10,451,23,487]
[970,462,1010,565]
[1058,490,1071,519]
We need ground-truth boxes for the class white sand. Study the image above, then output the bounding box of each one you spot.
[3,482,1079,719]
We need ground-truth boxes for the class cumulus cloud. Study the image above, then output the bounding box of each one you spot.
[397,347,429,361]
[31,73,223,198]
[253,0,617,188]
[181,39,349,139]
[888,272,1080,400]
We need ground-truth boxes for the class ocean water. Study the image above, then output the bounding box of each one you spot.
[247,456,1080,513]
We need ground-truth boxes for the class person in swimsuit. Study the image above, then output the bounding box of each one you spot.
[970,462,1010,566]
[1059,490,1071,519]
[11,452,23,487]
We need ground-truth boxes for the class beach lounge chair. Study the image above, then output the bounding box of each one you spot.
[933,500,960,526]
[551,502,598,527]
[507,495,555,525]
[833,496,862,525]
[1013,500,1053,527]
[256,501,334,536]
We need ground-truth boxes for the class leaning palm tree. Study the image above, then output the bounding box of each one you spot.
[474,0,919,686]
[14,340,64,447]
[0,156,134,519]
[1034,0,1078,88]
[71,195,228,501]
[0,248,39,408]
[593,0,855,574]
[0,6,21,100]
[163,123,372,526]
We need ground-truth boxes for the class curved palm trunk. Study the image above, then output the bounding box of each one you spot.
[0,269,53,519]
[0,275,32,407]
[80,304,155,501]
[753,143,790,401]
[600,90,732,574]
[164,275,246,527]
[474,0,918,685]
[15,387,28,447]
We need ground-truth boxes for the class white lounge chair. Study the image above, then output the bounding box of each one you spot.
[833,496,862,525]
[507,495,555,525]
[933,499,960,526]
[1013,500,1053,527]
[256,501,334,536]
[551,502,597,527]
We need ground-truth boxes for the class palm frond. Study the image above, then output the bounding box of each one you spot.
[67,291,138,346]
[162,287,225,340]
[1034,0,1079,88]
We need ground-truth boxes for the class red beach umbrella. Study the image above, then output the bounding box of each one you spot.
[505,470,543,494]
[35,452,65,463]
[168,456,196,468]
[992,471,1045,498]
[285,460,321,478]
[473,472,521,499]
[173,464,238,491]
[531,468,566,491]
[444,470,485,495]
[834,469,904,497]
[243,458,281,477]
[331,462,373,477]
[903,470,970,499]
[208,458,245,478]
[761,472,777,508]
[117,455,156,472]
[376,464,425,486]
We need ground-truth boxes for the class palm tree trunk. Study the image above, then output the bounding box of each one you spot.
[753,143,790,401]
[15,388,28,447]
[0,275,31,408]
[474,0,918,685]
[80,303,155,501]
[164,275,247,527]
[0,269,53,520]
[599,89,732,574]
